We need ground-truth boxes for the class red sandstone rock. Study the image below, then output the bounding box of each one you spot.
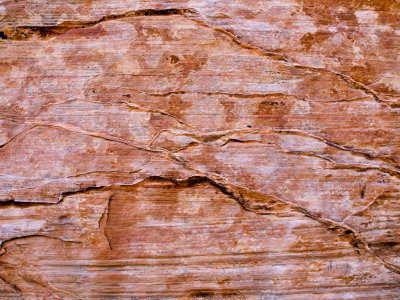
[0,1,399,298]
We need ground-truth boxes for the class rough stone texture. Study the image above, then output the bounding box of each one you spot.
[0,0,400,298]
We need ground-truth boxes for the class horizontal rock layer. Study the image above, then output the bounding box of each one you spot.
[0,0,399,298]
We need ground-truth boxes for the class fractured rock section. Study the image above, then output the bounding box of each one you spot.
[0,1,399,298]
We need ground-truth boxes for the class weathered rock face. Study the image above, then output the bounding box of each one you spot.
[0,0,400,298]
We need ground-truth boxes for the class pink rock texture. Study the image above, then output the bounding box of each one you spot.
[0,0,400,298]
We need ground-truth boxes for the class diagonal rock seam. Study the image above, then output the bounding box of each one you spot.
[0,8,398,109]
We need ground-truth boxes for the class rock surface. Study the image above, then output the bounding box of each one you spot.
[0,0,400,298]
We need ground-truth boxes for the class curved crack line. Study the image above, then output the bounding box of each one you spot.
[0,235,83,299]
[117,99,201,133]
[0,234,81,251]
[98,194,113,251]
[171,141,201,153]
[0,125,38,149]
[147,128,198,148]
[343,192,387,223]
